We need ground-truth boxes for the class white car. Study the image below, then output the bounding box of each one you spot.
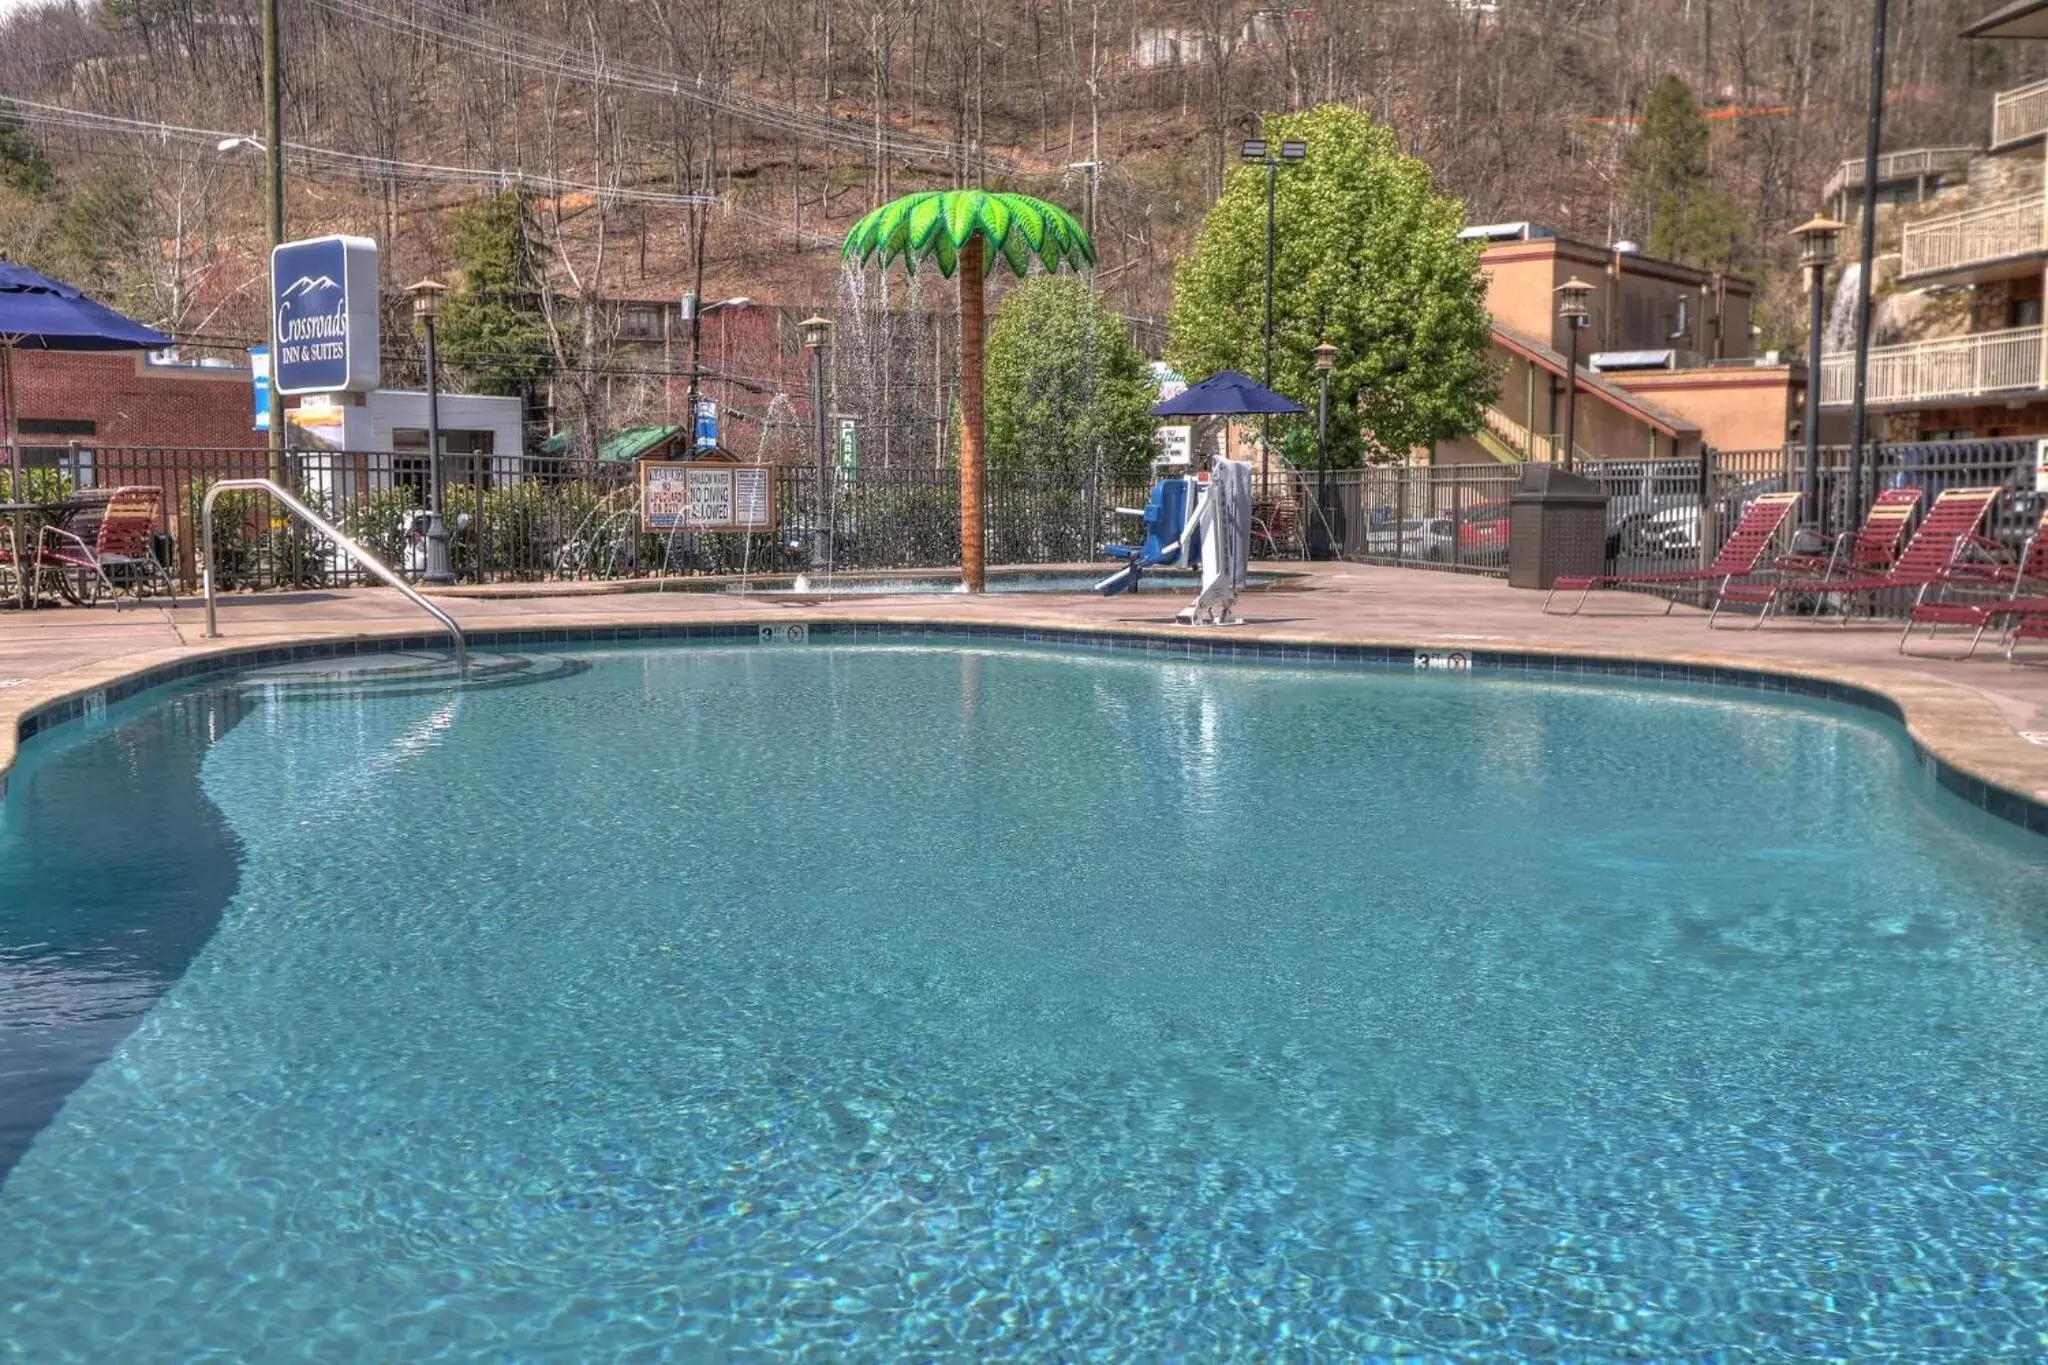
[1364,516,1456,558]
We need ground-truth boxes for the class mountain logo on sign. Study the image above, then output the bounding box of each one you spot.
[279,274,339,298]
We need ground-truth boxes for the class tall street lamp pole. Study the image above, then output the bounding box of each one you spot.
[1313,339,1336,559]
[1556,277,1593,473]
[1793,214,1844,532]
[802,315,833,570]
[409,280,454,586]
[1240,135,1307,456]
[1846,0,1891,532]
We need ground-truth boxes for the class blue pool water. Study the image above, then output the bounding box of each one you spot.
[2,642,2046,1360]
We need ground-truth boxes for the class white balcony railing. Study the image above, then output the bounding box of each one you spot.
[1900,196,2046,277]
[1819,325,2045,407]
[1481,404,1590,464]
[1995,76,2048,146]
[1821,147,1976,206]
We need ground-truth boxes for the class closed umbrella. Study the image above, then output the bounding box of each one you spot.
[0,262,171,605]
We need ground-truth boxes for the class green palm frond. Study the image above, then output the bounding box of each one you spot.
[842,190,1095,279]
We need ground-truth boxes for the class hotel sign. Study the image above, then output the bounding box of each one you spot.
[270,235,381,395]
[640,460,775,533]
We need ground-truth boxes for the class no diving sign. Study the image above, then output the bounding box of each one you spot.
[759,624,809,645]
[1414,650,1472,672]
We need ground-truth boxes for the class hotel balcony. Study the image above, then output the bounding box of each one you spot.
[1994,75,2048,147]
[1818,325,2045,409]
[1899,196,2045,284]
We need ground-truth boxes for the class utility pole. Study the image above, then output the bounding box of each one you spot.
[261,0,284,486]
[1846,0,1891,533]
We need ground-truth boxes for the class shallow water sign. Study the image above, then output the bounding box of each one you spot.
[641,461,775,533]
[1413,649,1473,672]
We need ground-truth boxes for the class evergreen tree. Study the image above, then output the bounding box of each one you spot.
[1631,75,1749,273]
[436,192,557,397]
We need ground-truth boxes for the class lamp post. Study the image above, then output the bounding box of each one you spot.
[1313,339,1337,559]
[409,279,453,586]
[1793,214,1845,531]
[801,315,833,570]
[1239,136,1308,394]
[1846,0,1892,535]
[1555,277,1593,472]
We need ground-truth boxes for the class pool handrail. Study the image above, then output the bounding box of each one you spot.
[200,478,468,675]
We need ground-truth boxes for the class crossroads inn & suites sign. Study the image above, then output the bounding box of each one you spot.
[270,235,381,394]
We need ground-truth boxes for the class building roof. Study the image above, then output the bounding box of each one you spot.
[540,424,687,461]
[1963,0,2048,38]
[1491,323,1703,438]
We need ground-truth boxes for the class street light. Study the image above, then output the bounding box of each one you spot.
[409,279,454,586]
[1793,214,1845,531]
[1555,277,1593,473]
[801,315,833,570]
[1240,134,1308,395]
[682,294,752,449]
[1312,340,1337,559]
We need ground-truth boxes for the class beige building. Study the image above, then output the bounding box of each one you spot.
[1435,227,1807,465]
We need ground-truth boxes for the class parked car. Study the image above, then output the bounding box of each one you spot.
[1457,501,1512,563]
[1364,515,1456,558]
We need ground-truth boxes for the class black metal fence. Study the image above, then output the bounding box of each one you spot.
[23,446,1155,590]
[22,437,2046,603]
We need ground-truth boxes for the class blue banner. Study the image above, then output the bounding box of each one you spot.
[694,399,718,452]
[250,345,270,432]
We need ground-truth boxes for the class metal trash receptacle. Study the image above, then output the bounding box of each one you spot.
[1508,465,1608,590]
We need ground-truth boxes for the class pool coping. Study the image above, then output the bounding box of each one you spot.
[4,615,2046,839]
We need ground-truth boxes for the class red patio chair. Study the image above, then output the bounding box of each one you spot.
[1544,490,1801,617]
[1715,485,2004,629]
[38,485,177,608]
[1775,486,1923,580]
[1900,506,2048,657]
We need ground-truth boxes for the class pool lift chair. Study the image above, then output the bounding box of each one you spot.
[1095,457,1254,625]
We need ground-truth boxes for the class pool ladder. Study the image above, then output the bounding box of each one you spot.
[200,478,468,674]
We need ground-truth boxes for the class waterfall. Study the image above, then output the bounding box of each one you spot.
[1823,261,1861,356]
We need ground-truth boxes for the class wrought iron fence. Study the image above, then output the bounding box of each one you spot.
[25,445,1157,589]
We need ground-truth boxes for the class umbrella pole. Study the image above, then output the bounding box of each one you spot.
[2,342,22,610]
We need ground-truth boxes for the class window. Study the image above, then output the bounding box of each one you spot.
[2009,296,2043,329]
[18,418,95,438]
[619,305,663,340]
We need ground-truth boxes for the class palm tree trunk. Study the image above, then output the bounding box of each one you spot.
[958,234,986,592]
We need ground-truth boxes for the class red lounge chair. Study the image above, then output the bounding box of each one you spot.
[1716,485,2004,629]
[1775,486,1923,580]
[39,485,178,608]
[1544,490,1801,617]
[1901,507,2048,657]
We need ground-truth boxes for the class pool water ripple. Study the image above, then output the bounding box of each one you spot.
[1,643,2046,1359]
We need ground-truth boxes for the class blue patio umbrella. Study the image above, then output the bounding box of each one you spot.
[1152,369,1306,417]
[0,261,171,603]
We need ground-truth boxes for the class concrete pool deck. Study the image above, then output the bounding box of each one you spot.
[6,562,2048,825]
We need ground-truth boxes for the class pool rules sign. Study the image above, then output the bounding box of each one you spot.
[640,461,775,533]
[270,235,381,395]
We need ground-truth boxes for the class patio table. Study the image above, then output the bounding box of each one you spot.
[2,498,96,608]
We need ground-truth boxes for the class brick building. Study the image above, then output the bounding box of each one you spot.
[8,349,256,476]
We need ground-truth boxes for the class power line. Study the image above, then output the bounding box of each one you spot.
[306,0,1018,177]
[0,95,718,207]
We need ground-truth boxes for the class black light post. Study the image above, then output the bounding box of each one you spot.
[1556,277,1592,472]
[1846,0,1891,533]
[801,315,833,570]
[1239,136,1308,392]
[409,279,453,586]
[1793,214,1845,531]
[1313,339,1336,558]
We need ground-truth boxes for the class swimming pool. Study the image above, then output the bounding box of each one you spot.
[2,641,2045,1359]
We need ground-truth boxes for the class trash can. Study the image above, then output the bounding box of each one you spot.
[1508,465,1608,590]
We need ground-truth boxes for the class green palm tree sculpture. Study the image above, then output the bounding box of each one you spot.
[843,190,1095,591]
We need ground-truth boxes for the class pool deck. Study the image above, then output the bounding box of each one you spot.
[7,563,2048,819]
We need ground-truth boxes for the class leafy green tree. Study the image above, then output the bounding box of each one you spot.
[0,118,54,196]
[984,276,1157,480]
[49,167,154,304]
[1631,74,1750,273]
[1167,104,1493,464]
[437,192,556,396]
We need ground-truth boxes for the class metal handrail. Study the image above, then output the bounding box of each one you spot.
[201,478,468,673]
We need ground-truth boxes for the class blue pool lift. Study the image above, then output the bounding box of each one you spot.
[1096,371,1299,619]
